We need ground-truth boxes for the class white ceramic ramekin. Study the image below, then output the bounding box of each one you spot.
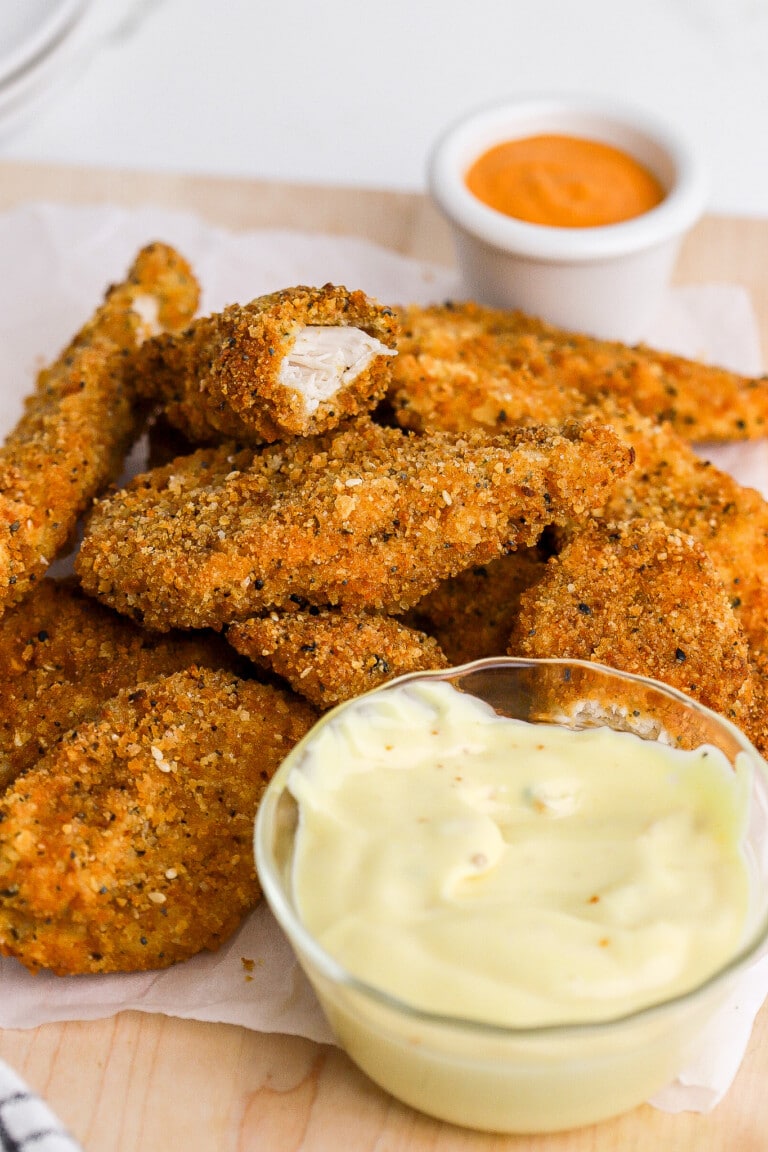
[428,96,708,343]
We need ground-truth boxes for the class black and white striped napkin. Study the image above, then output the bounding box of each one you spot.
[0,1061,83,1152]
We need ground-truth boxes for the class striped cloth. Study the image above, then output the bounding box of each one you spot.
[0,1062,83,1152]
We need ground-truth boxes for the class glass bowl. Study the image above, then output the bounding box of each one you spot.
[254,658,768,1134]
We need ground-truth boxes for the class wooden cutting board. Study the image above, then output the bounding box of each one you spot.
[0,160,767,1152]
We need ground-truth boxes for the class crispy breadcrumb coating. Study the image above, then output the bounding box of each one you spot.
[0,578,235,790]
[75,417,632,631]
[129,284,398,444]
[0,667,317,975]
[228,609,448,709]
[7,246,767,982]
[0,244,199,613]
[508,519,756,735]
[586,398,768,658]
[386,330,768,663]
[391,301,768,441]
[392,308,584,435]
[404,547,549,665]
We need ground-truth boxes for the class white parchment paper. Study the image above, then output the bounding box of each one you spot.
[0,202,766,1114]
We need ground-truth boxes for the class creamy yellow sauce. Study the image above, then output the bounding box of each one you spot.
[288,680,752,1028]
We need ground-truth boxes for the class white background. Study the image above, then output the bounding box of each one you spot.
[0,0,767,217]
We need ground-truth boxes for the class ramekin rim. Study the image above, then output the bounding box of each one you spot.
[427,95,708,262]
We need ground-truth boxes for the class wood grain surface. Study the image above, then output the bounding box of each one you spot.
[0,160,766,1152]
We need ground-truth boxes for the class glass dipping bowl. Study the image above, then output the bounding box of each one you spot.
[254,658,768,1134]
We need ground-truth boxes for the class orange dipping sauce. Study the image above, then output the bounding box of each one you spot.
[465,134,665,228]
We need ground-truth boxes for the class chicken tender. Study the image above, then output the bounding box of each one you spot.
[404,547,549,665]
[129,284,397,444]
[0,667,317,975]
[228,609,448,709]
[392,301,768,441]
[588,399,768,659]
[389,336,768,662]
[0,244,199,612]
[508,519,757,736]
[392,308,584,435]
[0,578,235,790]
[76,416,632,631]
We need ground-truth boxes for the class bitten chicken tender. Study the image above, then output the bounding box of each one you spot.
[228,609,448,709]
[128,284,398,444]
[391,301,768,441]
[76,416,632,631]
[0,578,235,790]
[508,519,757,737]
[0,667,317,975]
[0,243,199,613]
[404,547,549,665]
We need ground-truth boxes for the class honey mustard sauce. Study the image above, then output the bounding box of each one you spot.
[288,680,751,1027]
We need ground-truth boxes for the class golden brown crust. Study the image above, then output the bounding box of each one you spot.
[388,309,768,662]
[508,519,756,732]
[129,284,398,443]
[228,609,448,709]
[0,667,317,975]
[585,398,768,656]
[391,304,584,435]
[391,301,768,441]
[4,247,768,981]
[0,578,235,791]
[0,243,200,612]
[404,548,549,665]
[75,417,632,630]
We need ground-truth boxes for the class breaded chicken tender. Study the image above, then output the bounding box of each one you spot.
[0,667,317,975]
[0,244,199,613]
[404,547,549,665]
[508,519,756,735]
[586,398,768,659]
[392,301,768,441]
[129,284,397,444]
[387,342,768,662]
[0,578,235,790]
[392,308,585,436]
[228,609,448,709]
[76,417,632,631]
